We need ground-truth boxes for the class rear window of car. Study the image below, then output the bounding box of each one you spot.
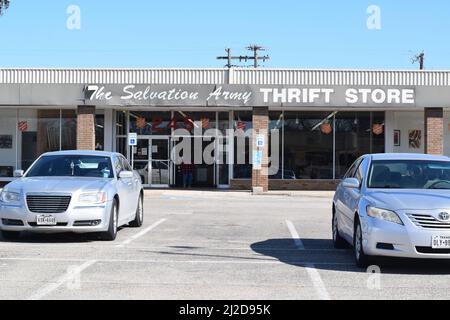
[27,155,114,178]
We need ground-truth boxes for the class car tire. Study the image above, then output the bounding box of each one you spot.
[100,199,118,241]
[354,218,371,268]
[1,230,21,240]
[332,211,347,249]
[129,194,144,228]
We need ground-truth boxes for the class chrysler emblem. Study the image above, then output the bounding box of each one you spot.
[438,212,450,221]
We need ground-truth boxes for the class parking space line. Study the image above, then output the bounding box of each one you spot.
[27,260,97,300]
[116,218,167,248]
[285,220,331,300]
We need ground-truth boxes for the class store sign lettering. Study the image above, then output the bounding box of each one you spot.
[260,88,415,105]
[87,85,252,104]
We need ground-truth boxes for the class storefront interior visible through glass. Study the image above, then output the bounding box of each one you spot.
[0,109,77,180]
[120,111,225,188]
[274,111,385,180]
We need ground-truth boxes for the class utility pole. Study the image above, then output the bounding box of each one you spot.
[217,45,270,68]
[246,45,270,68]
[217,48,248,69]
[412,52,425,70]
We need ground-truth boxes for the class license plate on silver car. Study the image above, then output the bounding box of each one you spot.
[36,215,57,226]
[432,235,450,249]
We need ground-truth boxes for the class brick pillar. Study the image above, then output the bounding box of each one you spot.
[424,108,444,155]
[76,105,96,150]
[252,107,269,193]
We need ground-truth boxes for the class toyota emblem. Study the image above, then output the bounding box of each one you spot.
[439,212,450,221]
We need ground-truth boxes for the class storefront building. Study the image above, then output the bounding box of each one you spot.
[1,68,450,190]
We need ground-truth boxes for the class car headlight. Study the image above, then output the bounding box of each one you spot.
[0,191,21,204]
[367,206,403,225]
[78,192,107,204]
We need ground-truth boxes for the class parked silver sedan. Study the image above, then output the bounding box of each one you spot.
[333,153,450,267]
[0,151,144,241]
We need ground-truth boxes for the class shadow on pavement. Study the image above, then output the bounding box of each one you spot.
[250,238,450,275]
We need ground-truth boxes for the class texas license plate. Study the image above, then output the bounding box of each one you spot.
[36,215,57,226]
[432,235,450,249]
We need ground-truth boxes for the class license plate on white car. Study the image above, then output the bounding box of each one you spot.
[432,235,450,249]
[36,215,57,226]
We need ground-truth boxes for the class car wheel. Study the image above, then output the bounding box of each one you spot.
[354,219,371,268]
[129,194,144,228]
[100,199,118,241]
[1,230,21,241]
[332,212,347,249]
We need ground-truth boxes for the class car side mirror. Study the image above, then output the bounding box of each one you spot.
[119,171,133,179]
[13,170,24,178]
[342,178,360,189]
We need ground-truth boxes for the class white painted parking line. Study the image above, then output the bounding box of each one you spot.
[285,220,331,300]
[286,220,305,250]
[27,260,96,300]
[116,218,167,248]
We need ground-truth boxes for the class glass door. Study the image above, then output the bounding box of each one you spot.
[149,137,170,187]
[133,138,150,186]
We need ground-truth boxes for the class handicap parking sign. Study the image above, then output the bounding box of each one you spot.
[128,133,138,146]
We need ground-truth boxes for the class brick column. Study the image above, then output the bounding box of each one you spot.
[252,107,269,193]
[424,108,444,155]
[76,105,96,150]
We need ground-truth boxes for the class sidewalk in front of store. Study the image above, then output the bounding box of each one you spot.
[144,189,335,198]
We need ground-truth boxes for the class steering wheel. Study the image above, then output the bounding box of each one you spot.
[426,180,450,189]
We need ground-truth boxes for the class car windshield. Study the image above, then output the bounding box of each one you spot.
[27,155,114,178]
[368,160,450,190]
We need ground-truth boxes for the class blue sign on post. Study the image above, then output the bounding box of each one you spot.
[128,133,138,146]
[253,150,263,170]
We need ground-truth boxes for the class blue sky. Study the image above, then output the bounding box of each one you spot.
[0,0,449,69]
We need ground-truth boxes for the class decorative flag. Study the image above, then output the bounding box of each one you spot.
[136,117,147,129]
[18,121,28,132]
[201,118,210,129]
[236,121,247,131]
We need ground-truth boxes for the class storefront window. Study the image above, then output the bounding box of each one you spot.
[0,110,18,178]
[269,112,283,179]
[335,112,385,178]
[61,110,77,151]
[173,111,217,136]
[95,114,105,151]
[284,112,334,179]
[129,112,172,136]
[233,111,252,179]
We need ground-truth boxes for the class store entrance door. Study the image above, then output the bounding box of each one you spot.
[133,136,170,188]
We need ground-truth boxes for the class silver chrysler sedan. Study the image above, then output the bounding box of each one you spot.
[0,151,144,241]
[333,153,450,267]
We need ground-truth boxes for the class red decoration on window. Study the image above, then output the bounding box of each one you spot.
[320,123,332,135]
[373,124,384,136]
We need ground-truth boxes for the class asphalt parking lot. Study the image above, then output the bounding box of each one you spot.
[1,190,450,300]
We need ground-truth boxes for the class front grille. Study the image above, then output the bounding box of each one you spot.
[26,195,71,214]
[407,214,450,230]
[416,247,450,254]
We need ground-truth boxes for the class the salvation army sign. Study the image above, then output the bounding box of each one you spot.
[84,84,416,108]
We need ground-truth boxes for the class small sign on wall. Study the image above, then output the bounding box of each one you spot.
[394,130,401,147]
[253,151,263,170]
[409,130,422,149]
[256,135,265,148]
